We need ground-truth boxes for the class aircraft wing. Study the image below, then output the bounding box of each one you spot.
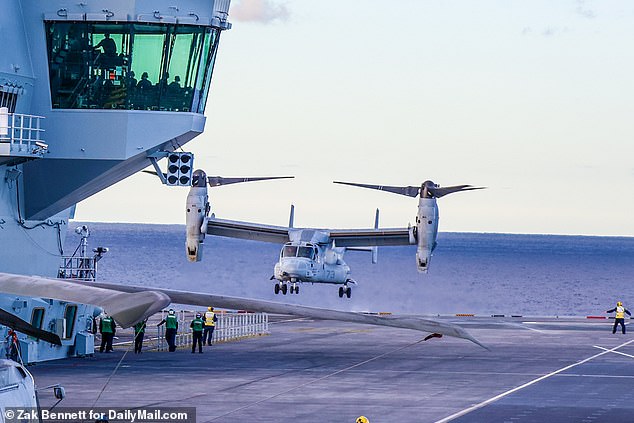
[0,272,170,328]
[0,271,487,349]
[328,227,414,247]
[205,217,290,244]
[81,281,487,350]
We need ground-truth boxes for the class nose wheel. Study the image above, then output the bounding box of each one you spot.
[338,285,352,298]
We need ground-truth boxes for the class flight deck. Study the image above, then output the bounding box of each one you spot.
[29,315,634,422]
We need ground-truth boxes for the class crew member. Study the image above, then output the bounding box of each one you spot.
[203,306,217,346]
[607,301,631,334]
[134,319,147,354]
[99,313,116,353]
[94,33,117,57]
[158,309,178,352]
[191,313,205,353]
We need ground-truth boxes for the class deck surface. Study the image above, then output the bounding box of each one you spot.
[31,316,634,423]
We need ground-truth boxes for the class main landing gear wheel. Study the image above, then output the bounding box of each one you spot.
[296,285,300,294]
[274,284,280,294]
[281,283,288,295]
[339,285,352,298]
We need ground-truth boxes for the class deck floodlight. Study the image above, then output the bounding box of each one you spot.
[165,152,194,186]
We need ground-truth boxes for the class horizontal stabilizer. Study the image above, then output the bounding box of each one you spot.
[81,281,488,349]
[0,273,170,328]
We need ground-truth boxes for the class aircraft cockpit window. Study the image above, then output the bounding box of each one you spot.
[45,22,221,113]
[297,246,314,259]
[282,245,298,258]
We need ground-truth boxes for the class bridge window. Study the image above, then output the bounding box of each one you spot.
[31,308,45,330]
[63,305,78,339]
[45,21,220,112]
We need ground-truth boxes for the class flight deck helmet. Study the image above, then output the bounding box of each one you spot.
[196,313,202,318]
[617,301,623,307]
[168,309,176,315]
[356,417,369,423]
[208,306,214,311]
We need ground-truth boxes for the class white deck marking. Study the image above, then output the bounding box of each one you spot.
[434,339,634,423]
[593,345,634,359]
[514,323,547,333]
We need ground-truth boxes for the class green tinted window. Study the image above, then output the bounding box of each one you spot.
[45,22,220,112]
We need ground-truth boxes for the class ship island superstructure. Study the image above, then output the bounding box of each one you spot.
[0,0,232,363]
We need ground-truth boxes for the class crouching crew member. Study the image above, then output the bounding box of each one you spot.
[191,313,204,353]
[607,301,631,334]
[203,306,218,346]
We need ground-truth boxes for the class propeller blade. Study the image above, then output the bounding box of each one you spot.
[207,176,294,188]
[333,181,420,198]
[428,185,486,198]
[0,308,62,346]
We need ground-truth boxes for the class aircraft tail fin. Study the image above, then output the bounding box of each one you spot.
[288,204,295,228]
[372,208,379,264]
[346,209,380,263]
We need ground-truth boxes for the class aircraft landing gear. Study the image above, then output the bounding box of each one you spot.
[290,283,299,294]
[338,285,352,298]
[273,282,290,295]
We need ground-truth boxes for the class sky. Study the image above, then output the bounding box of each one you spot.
[75,0,634,236]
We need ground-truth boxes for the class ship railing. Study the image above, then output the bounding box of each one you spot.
[156,310,269,351]
[58,257,98,281]
[0,108,47,158]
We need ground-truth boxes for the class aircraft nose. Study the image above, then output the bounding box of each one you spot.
[280,259,307,275]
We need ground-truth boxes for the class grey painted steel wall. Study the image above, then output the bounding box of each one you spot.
[0,0,231,362]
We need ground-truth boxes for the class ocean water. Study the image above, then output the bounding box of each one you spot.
[66,223,634,316]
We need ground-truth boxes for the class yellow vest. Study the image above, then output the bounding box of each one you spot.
[205,311,216,326]
[616,306,625,319]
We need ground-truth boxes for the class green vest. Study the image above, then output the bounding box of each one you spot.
[134,321,146,334]
[166,314,178,329]
[191,318,204,332]
[101,317,114,333]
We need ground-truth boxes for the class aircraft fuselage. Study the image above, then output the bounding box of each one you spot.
[415,196,439,273]
[273,243,351,285]
[185,180,209,262]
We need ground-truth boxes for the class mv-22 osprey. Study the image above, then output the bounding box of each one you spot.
[186,170,484,298]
